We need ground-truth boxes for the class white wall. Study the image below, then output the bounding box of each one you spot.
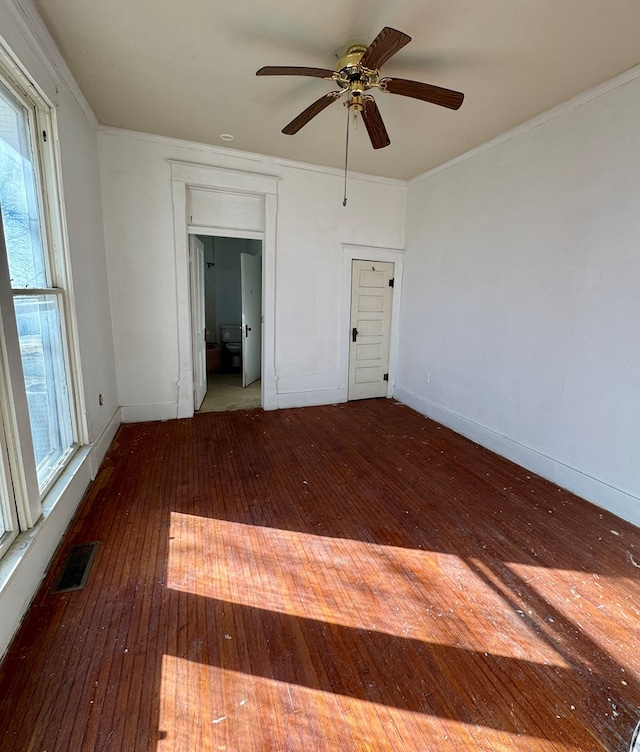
[200,235,216,340]
[202,236,263,343]
[56,87,119,452]
[213,238,243,333]
[0,0,119,658]
[98,128,406,418]
[396,70,640,526]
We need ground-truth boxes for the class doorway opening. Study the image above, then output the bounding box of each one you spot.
[190,234,262,413]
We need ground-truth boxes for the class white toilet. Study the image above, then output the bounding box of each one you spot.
[220,325,242,369]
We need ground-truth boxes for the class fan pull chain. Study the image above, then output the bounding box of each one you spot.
[343,107,350,207]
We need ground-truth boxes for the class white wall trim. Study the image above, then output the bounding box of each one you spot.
[89,407,120,478]
[0,443,94,661]
[170,160,279,195]
[169,161,278,415]
[410,62,640,186]
[0,403,117,662]
[100,126,407,187]
[341,244,405,402]
[188,225,263,241]
[276,388,344,410]
[5,0,98,127]
[120,402,177,424]
[394,386,640,529]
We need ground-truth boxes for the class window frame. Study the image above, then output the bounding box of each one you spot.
[0,286,20,557]
[0,41,86,548]
[0,442,18,559]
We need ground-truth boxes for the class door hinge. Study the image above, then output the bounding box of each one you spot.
[42,130,47,142]
[389,278,394,287]
[383,373,389,381]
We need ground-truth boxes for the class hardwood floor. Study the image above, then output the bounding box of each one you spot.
[0,399,639,751]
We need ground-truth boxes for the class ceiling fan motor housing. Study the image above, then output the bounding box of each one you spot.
[335,44,380,113]
[335,45,368,75]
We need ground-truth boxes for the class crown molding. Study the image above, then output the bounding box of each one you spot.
[5,0,98,128]
[410,63,640,186]
[98,125,408,188]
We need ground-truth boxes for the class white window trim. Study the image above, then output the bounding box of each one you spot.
[0,39,88,541]
[0,225,40,528]
[0,422,19,559]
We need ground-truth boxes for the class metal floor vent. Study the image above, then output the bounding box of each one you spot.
[51,542,99,594]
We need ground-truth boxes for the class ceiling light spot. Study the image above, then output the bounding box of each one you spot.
[219,133,234,142]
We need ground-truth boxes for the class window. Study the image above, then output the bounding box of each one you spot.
[0,53,80,559]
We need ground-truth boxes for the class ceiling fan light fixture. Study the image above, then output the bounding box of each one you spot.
[347,90,365,113]
[255,26,464,150]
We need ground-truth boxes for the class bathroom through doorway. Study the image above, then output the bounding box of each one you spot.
[190,234,262,413]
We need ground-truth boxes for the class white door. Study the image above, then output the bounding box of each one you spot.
[190,235,207,410]
[241,252,262,388]
[348,260,394,400]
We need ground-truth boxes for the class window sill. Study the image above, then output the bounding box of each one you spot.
[0,444,92,606]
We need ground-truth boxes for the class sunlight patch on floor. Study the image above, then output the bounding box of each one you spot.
[157,656,569,752]
[507,562,640,681]
[167,512,568,667]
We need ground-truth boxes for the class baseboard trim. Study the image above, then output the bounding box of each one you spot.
[89,407,121,478]
[0,447,93,661]
[0,408,124,660]
[393,386,640,529]
[120,402,177,423]
[276,388,344,410]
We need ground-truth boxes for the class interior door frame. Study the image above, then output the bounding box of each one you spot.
[340,244,404,400]
[240,251,262,388]
[189,234,207,410]
[170,161,278,417]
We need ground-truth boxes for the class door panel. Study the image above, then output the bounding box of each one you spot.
[241,252,262,389]
[348,260,394,400]
[358,320,384,336]
[190,236,207,410]
[356,343,383,360]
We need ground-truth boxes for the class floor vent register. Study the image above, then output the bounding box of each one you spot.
[51,541,100,594]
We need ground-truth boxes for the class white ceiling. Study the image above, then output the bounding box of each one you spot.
[34,0,640,180]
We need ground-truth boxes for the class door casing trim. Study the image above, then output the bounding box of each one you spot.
[341,244,404,401]
[170,160,278,416]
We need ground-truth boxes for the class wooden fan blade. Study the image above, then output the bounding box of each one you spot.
[360,27,411,71]
[382,77,464,110]
[256,66,335,79]
[362,99,390,149]
[282,92,341,135]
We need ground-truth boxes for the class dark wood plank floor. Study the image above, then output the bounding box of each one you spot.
[1,399,639,751]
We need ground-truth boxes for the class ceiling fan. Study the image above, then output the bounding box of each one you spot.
[256,26,464,149]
